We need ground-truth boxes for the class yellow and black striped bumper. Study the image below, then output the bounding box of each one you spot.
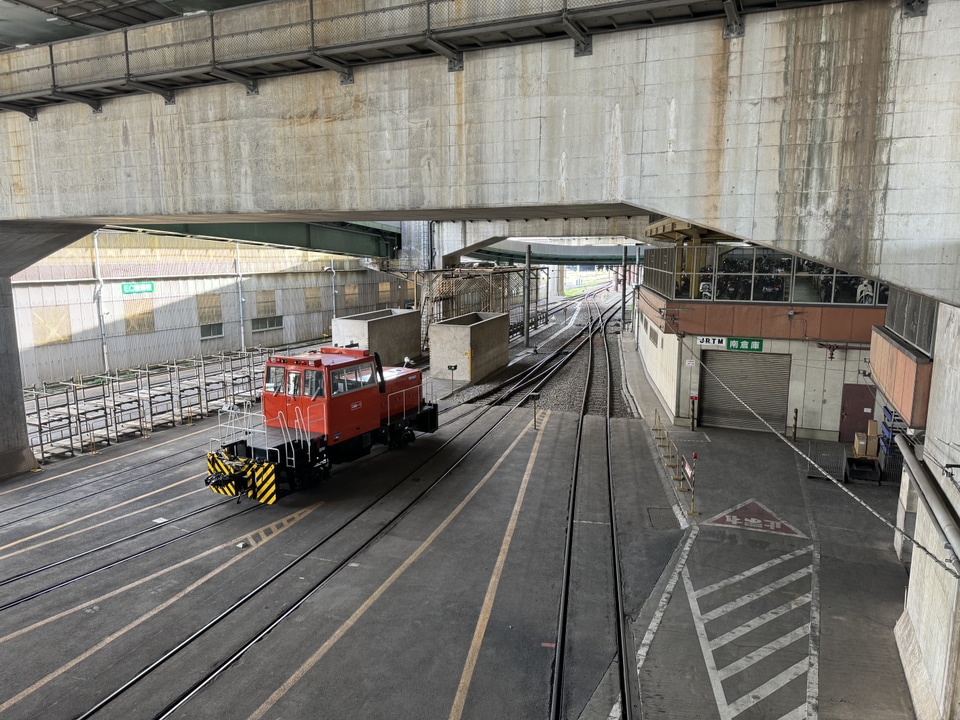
[206,452,278,505]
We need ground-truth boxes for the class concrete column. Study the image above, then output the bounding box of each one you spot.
[0,276,36,480]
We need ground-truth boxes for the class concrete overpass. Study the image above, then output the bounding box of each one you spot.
[1,0,954,465]
[3,2,960,714]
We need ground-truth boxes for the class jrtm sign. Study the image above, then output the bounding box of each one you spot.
[726,337,763,352]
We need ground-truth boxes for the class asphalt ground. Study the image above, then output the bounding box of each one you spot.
[0,319,913,720]
[617,329,915,720]
[0,364,680,720]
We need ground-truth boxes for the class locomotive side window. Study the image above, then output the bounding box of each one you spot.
[330,362,377,396]
[286,371,302,397]
[265,366,285,394]
[304,369,324,399]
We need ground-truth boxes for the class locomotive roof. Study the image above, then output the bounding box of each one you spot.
[268,347,372,368]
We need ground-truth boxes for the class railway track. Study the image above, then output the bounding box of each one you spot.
[0,290,651,720]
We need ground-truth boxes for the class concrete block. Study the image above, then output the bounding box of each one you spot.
[428,312,509,383]
[332,308,421,368]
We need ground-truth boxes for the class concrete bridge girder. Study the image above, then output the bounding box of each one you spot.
[436,215,657,267]
[3,2,950,307]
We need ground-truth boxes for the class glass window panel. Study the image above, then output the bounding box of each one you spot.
[833,272,859,303]
[264,366,284,394]
[304,369,324,399]
[286,371,302,396]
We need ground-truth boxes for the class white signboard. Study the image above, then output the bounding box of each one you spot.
[685,358,696,366]
[697,336,726,347]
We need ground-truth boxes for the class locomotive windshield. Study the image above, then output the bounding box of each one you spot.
[330,361,377,396]
[265,365,285,394]
[286,371,301,396]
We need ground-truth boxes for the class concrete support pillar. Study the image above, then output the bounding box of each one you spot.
[556,265,565,295]
[0,276,36,480]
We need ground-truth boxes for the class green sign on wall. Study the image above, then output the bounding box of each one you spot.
[726,337,763,352]
[121,281,155,295]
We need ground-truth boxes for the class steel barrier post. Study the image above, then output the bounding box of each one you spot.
[687,453,700,515]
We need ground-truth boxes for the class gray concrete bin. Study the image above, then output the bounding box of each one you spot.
[332,308,421,367]
[428,312,509,383]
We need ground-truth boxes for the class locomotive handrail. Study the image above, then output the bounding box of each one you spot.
[272,411,297,469]
[386,384,423,421]
[293,405,308,447]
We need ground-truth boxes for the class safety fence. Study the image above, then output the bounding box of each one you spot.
[652,409,700,517]
[23,349,270,463]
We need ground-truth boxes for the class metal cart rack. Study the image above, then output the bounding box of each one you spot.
[94,371,146,442]
[24,383,77,462]
[71,376,113,453]
[132,365,177,431]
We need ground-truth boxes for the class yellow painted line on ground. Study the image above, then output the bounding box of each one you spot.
[0,426,210,497]
[448,410,551,720]
[0,475,203,559]
[0,502,322,715]
[247,413,541,720]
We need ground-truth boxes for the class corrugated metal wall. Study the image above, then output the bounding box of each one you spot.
[13,231,414,386]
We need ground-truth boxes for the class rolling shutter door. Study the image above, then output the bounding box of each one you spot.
[700,351,791,432]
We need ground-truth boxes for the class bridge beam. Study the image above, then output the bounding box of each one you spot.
[129,222,400,258]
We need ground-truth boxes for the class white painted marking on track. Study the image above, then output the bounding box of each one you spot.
[728,657,809,715]
[695,546,812,598]
[683,566,733,720]
[776,704,809,720]
[605,526,701,719]
[701,566,813,621]
[718,623,810,680]
[683,545,816,719]
[709,594,811,651]
[153,517,167,523]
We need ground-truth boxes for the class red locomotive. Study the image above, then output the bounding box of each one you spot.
[206,347,438,503]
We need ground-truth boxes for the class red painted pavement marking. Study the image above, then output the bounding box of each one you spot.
[703,498,806,538]
[541,642,556,648]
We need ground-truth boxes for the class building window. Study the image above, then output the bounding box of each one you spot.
[32,306,72,346]
[252,316,283,332]
[125,298,156,335]
[197,294,222,339]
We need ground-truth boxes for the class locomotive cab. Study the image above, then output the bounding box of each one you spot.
[206,346,438,503]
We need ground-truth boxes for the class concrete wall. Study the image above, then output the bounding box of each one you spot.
[635,310,680,420]
[896,303,960,719]
[12,232,413,385]
[428,312,509,383]
[332,308,420,367]
[635,299,870,437]
[2,2,960,307]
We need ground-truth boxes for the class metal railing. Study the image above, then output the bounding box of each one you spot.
[0,0,622,101]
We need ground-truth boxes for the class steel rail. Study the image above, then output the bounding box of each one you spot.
[75,379,521,719]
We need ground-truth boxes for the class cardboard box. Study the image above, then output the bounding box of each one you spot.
[854,432,879,459]
[867,420,879,437]
[854,433,867,457]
